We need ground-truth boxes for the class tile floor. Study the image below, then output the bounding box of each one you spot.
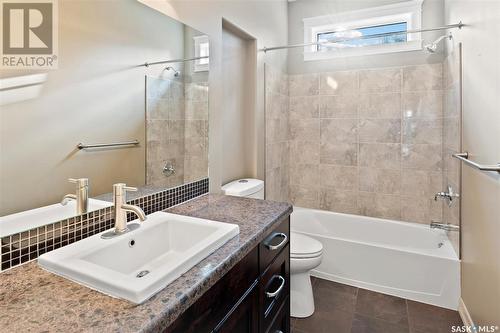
[291,277,463,333]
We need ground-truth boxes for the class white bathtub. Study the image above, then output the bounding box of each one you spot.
[291,207,460,310]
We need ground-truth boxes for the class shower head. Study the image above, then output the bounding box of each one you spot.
[424,33,452,53]
[164,66,180,77]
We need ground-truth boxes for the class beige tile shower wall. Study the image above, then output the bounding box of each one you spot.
[184,82,209,183]
[288,64,444,224]
[442,45,462,256]
[265,65,289,202]
[146,78,208,188]
[146,76,186,188]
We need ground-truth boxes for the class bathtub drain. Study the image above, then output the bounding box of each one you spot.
[136,270,150,278]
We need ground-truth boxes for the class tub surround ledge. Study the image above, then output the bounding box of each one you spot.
[0,194,292,333]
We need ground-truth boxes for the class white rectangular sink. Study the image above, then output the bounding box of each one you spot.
[38,211,239,304]
[0,199,112,237]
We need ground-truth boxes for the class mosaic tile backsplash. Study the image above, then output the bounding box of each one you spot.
[0,178,209,271]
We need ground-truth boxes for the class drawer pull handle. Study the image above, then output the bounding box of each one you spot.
[264,232,287,251]
[274,331,283,333]
[265,275,285,298]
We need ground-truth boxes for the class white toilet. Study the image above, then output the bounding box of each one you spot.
[221,179,323,318]
[290,232,323,318]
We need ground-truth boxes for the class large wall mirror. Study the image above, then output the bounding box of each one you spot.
[0,1,209,231]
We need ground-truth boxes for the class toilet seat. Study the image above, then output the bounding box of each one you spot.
[290,232,323,259]
[291,250,323,259]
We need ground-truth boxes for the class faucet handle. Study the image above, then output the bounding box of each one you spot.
[124,186,137,192]
[113,183,138,197]
[68,178,88,188]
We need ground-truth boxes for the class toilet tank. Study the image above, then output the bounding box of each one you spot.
[221,179,264,199]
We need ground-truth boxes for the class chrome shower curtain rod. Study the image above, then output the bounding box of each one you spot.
[259,21,464,52]
[142,55,209,68]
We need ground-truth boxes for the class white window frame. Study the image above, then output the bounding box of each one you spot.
[193,35,209,72]
[303,0,423,61]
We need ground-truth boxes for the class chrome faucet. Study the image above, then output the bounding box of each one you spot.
[430,221,460,232]
[434,185,459,207]
[61,178,89,215]
[101,183,146,239]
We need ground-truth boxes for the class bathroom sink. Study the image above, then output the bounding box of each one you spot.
[0,199,112,237]
[38,211,239,304]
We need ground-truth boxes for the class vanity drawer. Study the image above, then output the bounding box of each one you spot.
[266,298,290,333]
[259,244,290,332]
[259,217,289,273]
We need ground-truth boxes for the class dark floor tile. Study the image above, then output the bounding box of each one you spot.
[314,288,357,315]
[294,308,353,333]
[314,278,358,297]
[355,288,409,326]
[300,279,462,333]
[292,278,356,333]
[313,278,358,315]
[291,328,308,333]
[410,329,435,333]
[351,313,410,333]
[407,300,462,333]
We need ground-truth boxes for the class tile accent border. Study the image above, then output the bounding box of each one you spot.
[0,178,209,271]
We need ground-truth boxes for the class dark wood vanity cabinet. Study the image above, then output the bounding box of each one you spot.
[164,216,290,333]
[214,281,260,333]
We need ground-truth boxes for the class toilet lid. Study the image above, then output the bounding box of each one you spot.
[290,232,323,258]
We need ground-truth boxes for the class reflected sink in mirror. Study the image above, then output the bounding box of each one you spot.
[38,211,239,304]
[0,199,112,237]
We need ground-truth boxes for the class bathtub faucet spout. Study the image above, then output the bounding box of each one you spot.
[430,221,460,232]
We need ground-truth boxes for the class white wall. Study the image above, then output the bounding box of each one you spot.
[287,0,445,74]
[138,0,289,190]
[0,0,184,215]
[444,0,500,326]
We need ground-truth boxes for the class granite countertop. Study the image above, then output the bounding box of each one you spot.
[0,194,292,333]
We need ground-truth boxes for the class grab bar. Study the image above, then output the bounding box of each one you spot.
[452,152,500,173]
[77,140,140,150]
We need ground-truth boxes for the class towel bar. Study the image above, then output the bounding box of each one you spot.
[452,152,500,173]
[77,140,139,150]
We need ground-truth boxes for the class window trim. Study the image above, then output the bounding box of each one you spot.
[193,35,209,72]
[302,0,423,61]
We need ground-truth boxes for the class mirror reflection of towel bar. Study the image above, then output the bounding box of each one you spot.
[452,152,500,173]
[77,140,140,150]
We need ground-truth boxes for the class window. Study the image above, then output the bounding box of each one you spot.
[303,1,423,61]
[194,35,209,72]
[316,22,408,51]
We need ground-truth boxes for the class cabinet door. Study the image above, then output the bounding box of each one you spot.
[214,283,259,333]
